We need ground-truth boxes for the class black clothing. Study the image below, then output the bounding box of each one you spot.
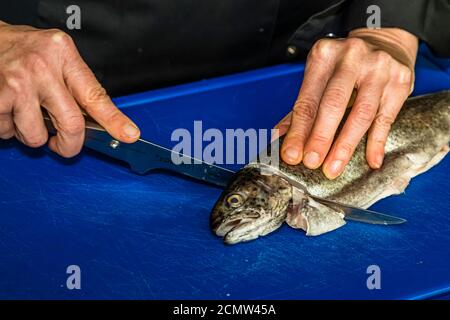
[2,0,450,96]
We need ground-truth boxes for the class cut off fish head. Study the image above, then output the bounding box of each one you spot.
[211,165,346,244]
[211,167,292,244]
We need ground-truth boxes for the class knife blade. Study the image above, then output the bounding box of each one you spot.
[42,110,405,225]
[248,162,406,225]
[42,110,236,187]
[308,196,406,225]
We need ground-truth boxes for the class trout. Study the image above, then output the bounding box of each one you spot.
[211,91,450,244]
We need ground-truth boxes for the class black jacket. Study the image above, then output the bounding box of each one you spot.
[2,0,450,96]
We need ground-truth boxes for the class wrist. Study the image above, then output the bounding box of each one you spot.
[348,28,418,72]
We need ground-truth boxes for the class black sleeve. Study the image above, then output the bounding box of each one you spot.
[344,0,450,57]
[288,0,450,58]
[0,0,39,25]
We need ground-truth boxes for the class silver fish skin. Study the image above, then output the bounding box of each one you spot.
[211,91,450,244]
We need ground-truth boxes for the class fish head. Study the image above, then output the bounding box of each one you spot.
[211,166,292,244]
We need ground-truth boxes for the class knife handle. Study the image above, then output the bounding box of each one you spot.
[41,108,134,168]
[41,108,104,134]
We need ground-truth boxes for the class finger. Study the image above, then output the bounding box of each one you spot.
[0,88,15,139]
[13,102,48,148]
[11,81,49,148]
[281,41,339,165]
[62,46,140,143]
[0,113,14,139]
[366,72,411,168]
[322,75,386,179]
[272,112,291,141]
[40,79,85,157]
[302,59,360,169]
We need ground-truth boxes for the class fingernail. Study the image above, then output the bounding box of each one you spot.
[303,151,320,168]
[326,160,343,179]
[283,147,300,163]
[374,154,384,169]
[123,123,140,138]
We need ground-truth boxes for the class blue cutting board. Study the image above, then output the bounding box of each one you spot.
[0,46,449,299]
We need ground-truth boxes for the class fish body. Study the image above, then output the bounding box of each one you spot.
[211,91,450,244]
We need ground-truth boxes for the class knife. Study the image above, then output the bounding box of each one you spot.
[42,111,405,226]
[42,110,235,187]
[309,196,406,225]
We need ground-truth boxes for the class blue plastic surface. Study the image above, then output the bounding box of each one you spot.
[419,45,450,77]
[0,49,449,299]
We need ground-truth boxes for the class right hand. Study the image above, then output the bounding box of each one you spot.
[275,28,417,179]
[0,22,140,157]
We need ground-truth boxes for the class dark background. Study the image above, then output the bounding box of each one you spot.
[1,0,39,25]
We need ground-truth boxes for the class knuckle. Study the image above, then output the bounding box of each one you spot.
[374,113,395,129]
[368,127,388,145]
[336,141,354,158]
[395,65,412,86]
[5,58,25,73]
[293,96,318,120]
[286,128,307,143]
[83,85,109,107]
[24,52,48,74]
[370,134,387,146]
[287,111,312,142]
[352,103,376,126]
[3,60,26,83]
[323,87,348,112]
[1,58,42,94]
[373,50,392,67]
[310,38,335,60]
[345,37,366,52]
[5,76,24,94]
[60,114,85,136]
[311,131,331,145]
[105,109,124,125]
[45,29,74,49]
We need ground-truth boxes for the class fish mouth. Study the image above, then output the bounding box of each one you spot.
[212,209,285,245]
[212,209,261,237]
[224,215,283,245]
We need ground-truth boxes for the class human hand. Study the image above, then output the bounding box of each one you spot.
[276,28,418,179]
[0,22,140,157]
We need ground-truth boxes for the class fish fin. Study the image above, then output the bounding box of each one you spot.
[360,144,449,208]
[286,187,346,236]
[286,187,309,231]
[406,144,449,176]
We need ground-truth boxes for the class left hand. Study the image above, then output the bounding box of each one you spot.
[275,28,418,179]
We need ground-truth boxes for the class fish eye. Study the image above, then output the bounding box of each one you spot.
[226,194,244,207]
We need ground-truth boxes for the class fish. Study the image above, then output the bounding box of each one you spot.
[211,91,450,244]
